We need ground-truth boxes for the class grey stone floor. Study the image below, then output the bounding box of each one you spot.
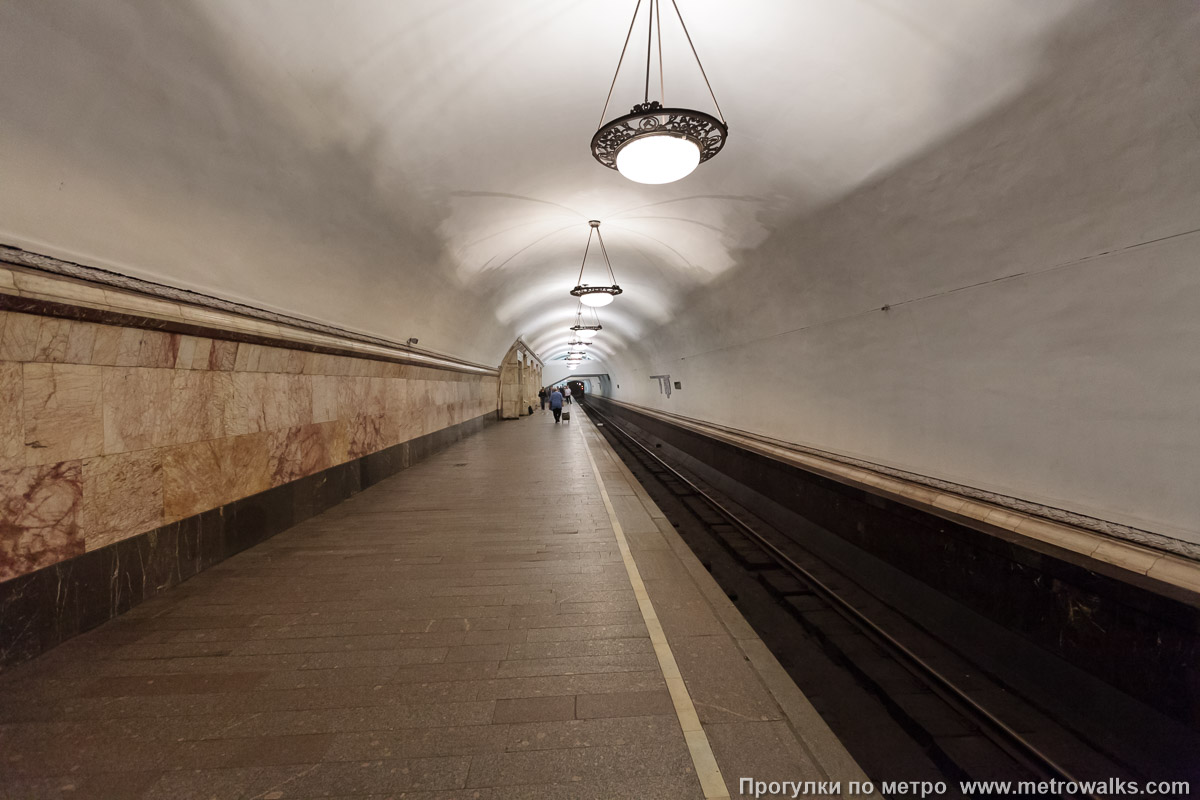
[0,408,850,799]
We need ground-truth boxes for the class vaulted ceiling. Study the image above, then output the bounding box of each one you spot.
[0,0,1089,368]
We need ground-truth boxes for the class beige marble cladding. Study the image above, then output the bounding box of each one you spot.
[0,461,84,580]
[0,308,500,582]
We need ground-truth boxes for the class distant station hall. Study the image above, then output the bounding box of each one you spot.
[2,2,1199,799]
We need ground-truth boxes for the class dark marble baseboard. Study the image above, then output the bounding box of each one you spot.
[0,411,498,669]
[586,397,1200,728]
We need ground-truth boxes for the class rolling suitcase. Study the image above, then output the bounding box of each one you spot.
[561,410,571,422]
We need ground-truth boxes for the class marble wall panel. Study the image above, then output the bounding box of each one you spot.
[0,461,83,581]
[336,375,367,420]
[408,380,431,438]
[0,312,39,361]
[161,432,270,522]
[101,367,172,454]
[33,317,97,364]
[23,364,104,466]
[268,422,333,486]
[263,374,313,431]
[175,335,198,369]
[0,363,22,471]
[139,330,180,368]
[2,303,499,585]
[327,419,351,466]
[80,450,163,550]
[113,328,146,367]
[208,339,237,371]
[312,374,338,424]
[347,414,385,460]
[89,324,123,365]
[190,337,213,369]
[225,371,268,436]
[157,370,229,447]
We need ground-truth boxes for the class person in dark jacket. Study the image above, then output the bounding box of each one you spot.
[549,388,564,423]
[538,387,547,410]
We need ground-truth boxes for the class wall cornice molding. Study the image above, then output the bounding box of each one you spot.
[0,244,498,376]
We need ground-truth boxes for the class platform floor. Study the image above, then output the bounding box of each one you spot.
[0,407,863,799]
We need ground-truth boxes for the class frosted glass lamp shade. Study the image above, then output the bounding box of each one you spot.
[616,134,701,184]
[579,291,615,307]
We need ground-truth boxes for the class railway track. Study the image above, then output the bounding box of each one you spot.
[582,402,1150,798]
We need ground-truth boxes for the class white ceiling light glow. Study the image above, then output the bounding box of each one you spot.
[591,0,728,185]
[616,134,700,185]
[570,220,623,307]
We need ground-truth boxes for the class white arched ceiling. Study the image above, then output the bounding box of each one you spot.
[1,0,1085,367]
[5,1,1196,543]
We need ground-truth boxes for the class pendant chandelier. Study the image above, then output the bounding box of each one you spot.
[592,0,728,184]
[570,305,603,337]
[570,220,622,307]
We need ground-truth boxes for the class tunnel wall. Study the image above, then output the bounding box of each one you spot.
[599,5,1200,547]
[0,263,499,666]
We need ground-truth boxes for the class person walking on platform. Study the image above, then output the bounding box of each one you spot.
[538,387,547,411]
[563,385,572,405]
[549,387,564,423]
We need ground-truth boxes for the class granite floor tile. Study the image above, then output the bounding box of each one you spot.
[165,733,334,769]
[506,637,654,660]
[324,726,510,761]
[486,775,703,800]
[502,715,683,753]
[205,702,496,738]
[495,652,659,678]
[491,695,576,724]
[574,689,675,720]
[523,623,648,642]
[465,741,695,788]
[0,770,163,800]
[471,670,667,701]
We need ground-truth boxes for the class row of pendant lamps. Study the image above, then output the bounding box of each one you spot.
[563,0,727,372]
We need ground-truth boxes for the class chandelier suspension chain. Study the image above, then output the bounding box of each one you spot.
[595,226,618,284]
[575,226,596,285]
[657,0,665,105]
[668,0,725,123]
[644,0,653,104]
[598,0,644,129]
[573,224,619,287]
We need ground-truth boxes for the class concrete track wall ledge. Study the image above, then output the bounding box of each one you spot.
[594,398,1200,596]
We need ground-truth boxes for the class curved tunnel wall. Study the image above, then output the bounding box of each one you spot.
[599,7,1200,546]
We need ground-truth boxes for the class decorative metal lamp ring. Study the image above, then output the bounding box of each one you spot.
[570,284,624,302]
[591,100,727,172]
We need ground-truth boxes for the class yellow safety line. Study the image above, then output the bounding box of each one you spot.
[577,415,731,800]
